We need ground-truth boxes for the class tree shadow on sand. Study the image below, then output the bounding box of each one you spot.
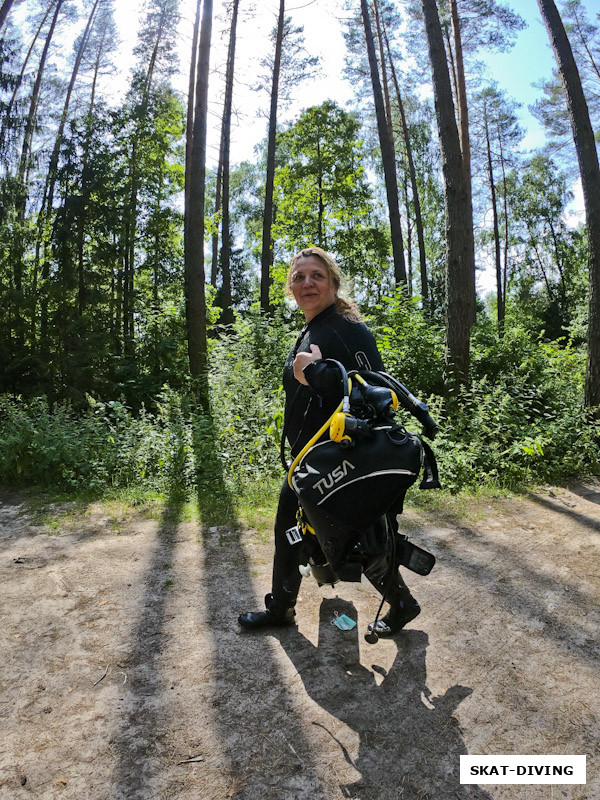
[190,408,332,797]
[274,597,492,800]
[109,420,188,798]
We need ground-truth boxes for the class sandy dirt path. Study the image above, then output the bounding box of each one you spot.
[1,483,599,800]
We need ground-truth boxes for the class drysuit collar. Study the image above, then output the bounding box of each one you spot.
[305,302,336,326]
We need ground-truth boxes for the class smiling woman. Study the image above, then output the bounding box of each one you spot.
[288,246,360,320]
[238,245,422,636]
[288,250,337,322]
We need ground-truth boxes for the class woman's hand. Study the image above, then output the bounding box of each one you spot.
[294,344,323,385]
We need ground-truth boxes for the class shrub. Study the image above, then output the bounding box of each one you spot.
[0,393,190,494]
[428,328,599,491]
[366,291,445,396]
[0,311,598,502]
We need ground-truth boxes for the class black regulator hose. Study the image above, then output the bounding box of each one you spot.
[361,371,438,440]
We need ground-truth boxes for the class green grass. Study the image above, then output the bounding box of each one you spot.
[2,473,576,548]
[236,477,281,542]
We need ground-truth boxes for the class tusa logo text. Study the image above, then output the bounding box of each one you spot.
[314,460,356,496]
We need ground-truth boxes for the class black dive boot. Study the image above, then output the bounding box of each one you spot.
[238,593,296,629]
[367,597,420,637]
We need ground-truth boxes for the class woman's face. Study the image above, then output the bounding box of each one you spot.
[289,255,337,321]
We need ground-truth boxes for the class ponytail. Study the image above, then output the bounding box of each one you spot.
[334,296,362,322]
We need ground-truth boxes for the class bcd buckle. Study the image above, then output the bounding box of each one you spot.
[285,525,303,546]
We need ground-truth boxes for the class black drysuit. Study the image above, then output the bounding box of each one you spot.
[272,303,412,608]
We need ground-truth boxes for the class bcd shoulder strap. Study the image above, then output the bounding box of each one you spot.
[419,438,441,490]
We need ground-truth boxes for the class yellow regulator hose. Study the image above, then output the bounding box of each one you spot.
[287,373,352,489]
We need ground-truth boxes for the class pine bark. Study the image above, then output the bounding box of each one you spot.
[36,0,100,346]
[218,0,239,326]
[360,0,406,285]
[483,107,503,333]
[185,0,213,401]
[122,7,168,355]
[500,136,509,324]
[185,0,202,212]
[13,0,64,355]
[537,0,600,409]
[421,0,475,386]
[372,0,393,134]
[0,0,16,30]
[260,0,284,313]
[77,11,111,319]
[449,1,471,191]
[450,0,475,323]
[0,2,54,156]
[211,156,223,286]
[383,26,429,304]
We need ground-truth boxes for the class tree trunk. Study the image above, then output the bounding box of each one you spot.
[421,0,475,386]
[41,0,100,217]
[15,0,64,358]
[218,0,239,326]
[0,0,15,30]
[185,0,213,403]
[402,173,413,296]
[443,22,458,105]
[77,12,110,319]
[316,139,324,246]
[184,0,203,339]
[372,0,393,134]
[36,0,100,345]
[260,0,284,313]
[537,0,600,409]
[122,8,167,357]
[185,0,202,213]
[499,134,509,328]
[483,105,503,334]
[527,224,554,298]
[383,26,429,304]
[121,220,131,348]
[14,2,59,348]
[450,0,475,323]
[0,2,53,156]
[16,0,63,197]
[114,236,123,356]
[450,1,471,187]
[360,0,406,285]
[211,156,223,286]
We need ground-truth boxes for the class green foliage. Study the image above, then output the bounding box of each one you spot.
[2,0,598,514]
[530,0,600,154]
[2,310,599,504]
[430,325,599,490]
[0,394,180,493]
[272,101,390,283]
[207,310,294,487]
[366,290,445,395]
[0,314,294,499]
[504,155,588,342]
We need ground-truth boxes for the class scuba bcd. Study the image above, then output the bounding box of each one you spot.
[281,360,440,637]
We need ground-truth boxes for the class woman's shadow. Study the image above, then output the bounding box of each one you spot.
[273,596,492,800]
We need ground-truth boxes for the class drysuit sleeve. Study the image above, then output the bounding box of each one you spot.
[301,359,347,397]
[301,319,384,398]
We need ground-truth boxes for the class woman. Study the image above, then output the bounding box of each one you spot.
[238,247,420,636]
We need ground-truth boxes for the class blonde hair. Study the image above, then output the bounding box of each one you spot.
[287,247,361,321]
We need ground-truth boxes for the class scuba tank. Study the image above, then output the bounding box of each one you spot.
[284,360,440,590]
